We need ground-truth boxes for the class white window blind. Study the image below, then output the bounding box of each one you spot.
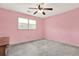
[18,17,36,30]
[29,19,36,29]
[18,17,28,29]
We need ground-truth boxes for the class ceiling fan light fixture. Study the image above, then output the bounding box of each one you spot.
[38,10,44,13]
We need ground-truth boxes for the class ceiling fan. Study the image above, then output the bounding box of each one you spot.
[28,4,53,15]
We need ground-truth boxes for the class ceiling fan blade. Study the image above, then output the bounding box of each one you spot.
[38,5,41,9]
[42,12,45,15]
[29,8,37,9]
[44,8,53,10]
[34,11,38,14]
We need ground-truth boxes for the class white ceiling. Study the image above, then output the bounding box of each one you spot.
[0,3,79,18]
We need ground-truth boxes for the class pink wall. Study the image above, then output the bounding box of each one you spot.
[1,7,79,46]
[44,8,79,46]
[0,8,44,45]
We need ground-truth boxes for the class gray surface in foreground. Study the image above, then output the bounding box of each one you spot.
[8,39,79,56]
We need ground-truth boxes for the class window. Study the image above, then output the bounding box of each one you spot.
[29,19,36,29]
[18,17,36,30]
[18,17,28,29]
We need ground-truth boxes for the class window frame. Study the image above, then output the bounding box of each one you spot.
[17,17,37,30]
[28,19,37,30]
[17,17,29,30]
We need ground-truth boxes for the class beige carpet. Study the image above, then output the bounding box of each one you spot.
[8,39,79,56]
